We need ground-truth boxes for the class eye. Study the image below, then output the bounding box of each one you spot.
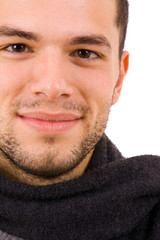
[71,49,101,60]
[3,43,32,54]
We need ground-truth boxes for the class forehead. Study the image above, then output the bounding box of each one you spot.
[0,0,117,33]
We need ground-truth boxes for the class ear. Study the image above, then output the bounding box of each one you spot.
[112,51,129,105]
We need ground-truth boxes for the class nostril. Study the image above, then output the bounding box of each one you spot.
[30,77,73,100]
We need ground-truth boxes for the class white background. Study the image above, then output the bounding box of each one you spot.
[106,1,160,157]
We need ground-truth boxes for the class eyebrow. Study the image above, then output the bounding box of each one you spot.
[0,26,40,41]
[70,35,112,50]
[0,26,112,50]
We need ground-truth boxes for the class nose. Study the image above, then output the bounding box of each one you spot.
[30,51,73,100]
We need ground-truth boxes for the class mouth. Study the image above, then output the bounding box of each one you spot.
[17,111,82,135]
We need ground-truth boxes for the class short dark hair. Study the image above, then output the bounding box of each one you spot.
[116,0,129,57]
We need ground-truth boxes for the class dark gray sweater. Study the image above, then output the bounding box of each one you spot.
[0,135,160,240]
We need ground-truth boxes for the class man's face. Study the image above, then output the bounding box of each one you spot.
[0,0,128,179]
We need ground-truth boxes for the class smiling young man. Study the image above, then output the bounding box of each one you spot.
[0,0,160,240]
[0,0,128,186]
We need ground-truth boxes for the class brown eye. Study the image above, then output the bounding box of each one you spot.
[77,49,92,58]
[4,43,32,54]
[11,44,27,52]
[71,49,100,60]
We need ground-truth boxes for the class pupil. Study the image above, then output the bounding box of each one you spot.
[13,44,25,52]
[78,50,90,58]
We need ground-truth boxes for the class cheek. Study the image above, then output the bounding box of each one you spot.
[73,67,115,102]
[0,62,30,101]
[72,67,115,126]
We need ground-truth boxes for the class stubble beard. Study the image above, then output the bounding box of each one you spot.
[0,99,111,180]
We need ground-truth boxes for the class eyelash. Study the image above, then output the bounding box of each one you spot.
[1,43,102,60]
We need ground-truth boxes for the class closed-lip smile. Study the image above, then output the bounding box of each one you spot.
[17,111,82,134]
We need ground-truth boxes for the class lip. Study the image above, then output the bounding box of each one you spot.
[17,111,82,135]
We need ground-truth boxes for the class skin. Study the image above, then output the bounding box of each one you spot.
[0,0,129,185]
